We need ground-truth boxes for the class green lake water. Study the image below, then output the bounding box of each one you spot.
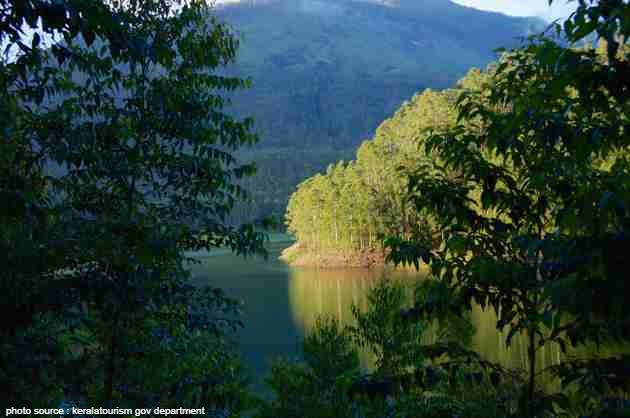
[188,235,621,392]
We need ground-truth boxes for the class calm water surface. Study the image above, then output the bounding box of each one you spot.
[188,236,614,392]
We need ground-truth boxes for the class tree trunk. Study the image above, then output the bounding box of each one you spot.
[104,314,119,406]
[526,329,536,411]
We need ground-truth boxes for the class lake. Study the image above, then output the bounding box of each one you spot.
[188,235,614,393]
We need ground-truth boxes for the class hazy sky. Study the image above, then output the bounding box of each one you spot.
[451,0,577,21]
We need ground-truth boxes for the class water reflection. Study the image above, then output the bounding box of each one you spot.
[289,267,429,369]
[471,304,562,381]
[287,267,566,385]
[288,267,420,330]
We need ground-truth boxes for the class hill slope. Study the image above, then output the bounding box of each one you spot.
[214,0,544,222]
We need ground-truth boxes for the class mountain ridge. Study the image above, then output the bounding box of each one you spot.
[210,0,546,222]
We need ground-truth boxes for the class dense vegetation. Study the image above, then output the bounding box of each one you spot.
[386,2,630,416]
[283,0,630,416]
[285,72,485,254]
[1,0,265,412]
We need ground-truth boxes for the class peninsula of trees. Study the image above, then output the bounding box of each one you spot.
[283,68,488,267]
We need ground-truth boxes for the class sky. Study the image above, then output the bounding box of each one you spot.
[451,0,577,22]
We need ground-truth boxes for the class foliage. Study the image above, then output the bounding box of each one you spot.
[256,316,360,418]
[284,78,489,255]
[1,0,265,411]
[260,277,537,418]
[386,0,630,415]
[350,279,423,376]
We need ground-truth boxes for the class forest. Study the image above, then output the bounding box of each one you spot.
[285,74,470,256]
[1,0,629,417]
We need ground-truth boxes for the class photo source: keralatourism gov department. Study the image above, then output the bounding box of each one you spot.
[5,407,207,416]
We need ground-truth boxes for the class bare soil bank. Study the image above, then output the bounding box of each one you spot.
[279,242,392,268]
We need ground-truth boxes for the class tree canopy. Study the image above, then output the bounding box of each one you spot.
[1,0,265,411]
[386,0,630,414]
[285,75,489,255]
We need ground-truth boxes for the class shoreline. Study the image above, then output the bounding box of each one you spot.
[279,242,421,270]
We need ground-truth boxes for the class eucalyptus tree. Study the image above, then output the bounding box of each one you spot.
[387,0,630,414]
[285,79,479,256]
[1,0,265,410]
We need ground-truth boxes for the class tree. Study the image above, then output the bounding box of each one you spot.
[387,0,630,414]
[350,279,424,377]
[256,316,360,418]
[1,0,265,410]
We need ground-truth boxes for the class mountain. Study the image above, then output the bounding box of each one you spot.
[213,0,545,223]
